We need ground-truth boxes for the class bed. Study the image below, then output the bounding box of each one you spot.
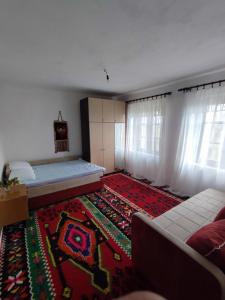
[7,159,105,210]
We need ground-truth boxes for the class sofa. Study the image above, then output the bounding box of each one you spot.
[132,188,225,300]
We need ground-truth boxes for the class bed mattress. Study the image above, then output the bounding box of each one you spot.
[22,159,105,187]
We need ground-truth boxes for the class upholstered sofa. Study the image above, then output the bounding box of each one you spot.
[132,188,225,300]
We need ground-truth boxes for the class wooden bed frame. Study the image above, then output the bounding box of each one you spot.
[28,172,103,198]
[29,155,78,166]
[26,156,104,209]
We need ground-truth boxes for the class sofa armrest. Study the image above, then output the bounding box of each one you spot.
[132,212,225,300]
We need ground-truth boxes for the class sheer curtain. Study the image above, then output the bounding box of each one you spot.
[171,86,225,195]
[125,97,168,184]
[115,123,125,170]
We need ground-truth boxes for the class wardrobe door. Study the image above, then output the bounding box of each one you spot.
[89,122,104,166]
[102,100,115,122]
[103,123,115,173]
[114,101,125,122]
[88,98,102,122]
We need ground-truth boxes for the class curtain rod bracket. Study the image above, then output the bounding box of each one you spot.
[127,92,172,104]
[178,79,225,93]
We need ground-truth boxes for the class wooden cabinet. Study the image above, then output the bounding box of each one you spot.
[88,98,102,122]
[0,184,28,227]
[88,98,115,122]
[80,97,125,173]
[102,100,115,122]
[89,122,103,166]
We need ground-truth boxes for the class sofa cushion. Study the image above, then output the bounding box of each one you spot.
[152,189,225,242]
[187,220,225,273]
[214,206,225,221]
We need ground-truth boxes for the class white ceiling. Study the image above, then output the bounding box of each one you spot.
[1,0,225,95]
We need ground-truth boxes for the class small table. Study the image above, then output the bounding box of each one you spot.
[0,184,28,227]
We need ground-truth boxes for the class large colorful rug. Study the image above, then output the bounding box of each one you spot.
[0,174,180,300]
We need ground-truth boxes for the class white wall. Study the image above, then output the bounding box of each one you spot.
[0,132,5,177]
[0,83,87,163]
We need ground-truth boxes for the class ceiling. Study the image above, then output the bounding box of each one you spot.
[0,0,225,95]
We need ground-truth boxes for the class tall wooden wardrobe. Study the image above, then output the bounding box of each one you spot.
[80,98,125,173]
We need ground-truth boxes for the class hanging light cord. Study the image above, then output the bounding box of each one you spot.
[104,69,110,82]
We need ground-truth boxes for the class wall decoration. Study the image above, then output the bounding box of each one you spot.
[54,111,69,153]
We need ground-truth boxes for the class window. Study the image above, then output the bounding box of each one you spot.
[194,104,225,170]
[152,114,162,155]
[127,113,162,156]
[125,97,167,184]
[115,123,125,169]
[140,116,147,151]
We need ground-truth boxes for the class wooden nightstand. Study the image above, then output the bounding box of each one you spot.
[0,184,28,227]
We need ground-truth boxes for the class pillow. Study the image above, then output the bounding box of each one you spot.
[214,206,225,221]
[8,161,36,181]
[8,161,31,170]
[9,167,36,181]
[187,220,225,273]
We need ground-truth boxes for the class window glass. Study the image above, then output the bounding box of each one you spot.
[196,104,225,169]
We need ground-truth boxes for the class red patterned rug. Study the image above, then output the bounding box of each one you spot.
[0,175,180,299]
[102,173,181,217]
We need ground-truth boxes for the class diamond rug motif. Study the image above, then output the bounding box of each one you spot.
[0,174,180,299]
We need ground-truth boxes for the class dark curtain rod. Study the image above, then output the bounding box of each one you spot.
[127,92,172,104]
[178,79,225,92]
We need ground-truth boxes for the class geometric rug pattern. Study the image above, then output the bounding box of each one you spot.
[0,173,180,299]
[102,173,181,217]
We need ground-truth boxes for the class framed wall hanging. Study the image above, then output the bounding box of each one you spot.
[54,111,69,153]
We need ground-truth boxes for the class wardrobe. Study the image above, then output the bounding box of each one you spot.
[80,98,125,173]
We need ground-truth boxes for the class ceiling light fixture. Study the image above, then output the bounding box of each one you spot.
[104,69,110,82]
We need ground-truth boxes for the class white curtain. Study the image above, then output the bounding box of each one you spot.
[171,86,225,195]
[115,123,125,170]
[125,97,168,184]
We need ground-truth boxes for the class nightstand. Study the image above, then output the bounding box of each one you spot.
[0,184,28,227]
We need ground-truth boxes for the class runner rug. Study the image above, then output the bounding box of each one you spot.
[102,173,180,217]
[0,174,180,300]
